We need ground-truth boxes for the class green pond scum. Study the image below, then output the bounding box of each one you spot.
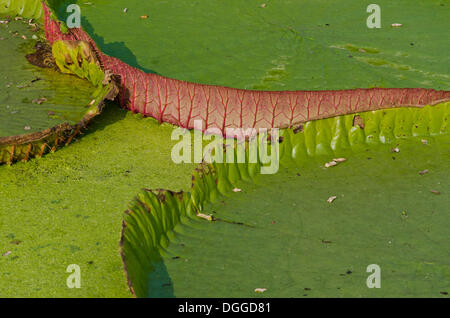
[0,0,449,299]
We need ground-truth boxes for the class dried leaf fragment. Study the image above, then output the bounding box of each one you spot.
[353,115,365,129]
[392,147,400,153]
[32,97,47,104]
[324,161,337,168]
[391,23,403,27]
[197,213,214,221]
[2,251,11,257]
[327,196,337,203]
[141,15,149,19]
[232,188,242,192]
[418,169,429,175]
[254,288,267,293]
[430,190,440,195]
[333,158,346,163]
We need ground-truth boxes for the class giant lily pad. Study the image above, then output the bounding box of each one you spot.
[50,0,449,90]
[0,17,117,164]
[121,103,450,297]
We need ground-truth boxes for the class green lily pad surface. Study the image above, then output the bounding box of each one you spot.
[0,19,97,137]
[51,0,449,90]
[147,133,449,297]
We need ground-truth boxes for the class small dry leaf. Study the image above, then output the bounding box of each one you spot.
[32,97,47,104]
[89,99,96,105]
[260,3,267,8]
[21,35,27,40]
[24,126,31,131]
[141,15,149,19]
[325,161,337,168]
[232,188,242,192]
[358,48,367,53]
[353,115,365,129]
[123,8,128,13]
[421,139,428,145]
[430,190,440,195]
[391,23,403,27]
[197,213,214,221]
[392,147,400,153]
[418,169,429,175]
[333,158,346,163]
[327,196,337,203]
[254,288,267,293]
[2,251,11,257]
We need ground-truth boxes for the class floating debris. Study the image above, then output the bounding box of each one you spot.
[197,213,214,221]
[24,126,31,131]
[260,3,267,8]
[325,161,337,168]
[254,288,267,293]
[89,99,96,106]
[2,251,11,257]
[353,115,365,128]
[325,158,346,168]
[293,124,304,134]
[123,8,128,13]
[32,97,47,104]
[21,35,27,40]
[327,196,337,203]
[140,15,149,19]
[232,188,242,192]
[391,23,403,27]
[392,147,400,153]
[421,139,428,145]
[418,169,429,175]
[430,190,440,195]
